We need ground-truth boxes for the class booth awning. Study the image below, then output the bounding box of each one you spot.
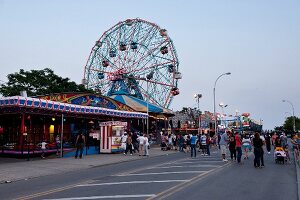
[0,96,147,119]
[109,94,174,116]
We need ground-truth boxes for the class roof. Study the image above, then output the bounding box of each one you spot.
[0,96,147,119]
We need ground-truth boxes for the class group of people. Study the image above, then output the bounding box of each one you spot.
[160,132,215,158]
[121,132,150,156]
[219,130,295,168]
[219,131,266,167]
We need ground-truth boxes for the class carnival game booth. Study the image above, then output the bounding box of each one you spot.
[99,121,127,153]
[0,96,147,157]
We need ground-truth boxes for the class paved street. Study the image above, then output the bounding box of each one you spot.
[0,146,298,200]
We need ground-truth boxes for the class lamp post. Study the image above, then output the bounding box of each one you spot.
[282,100,296,132]
[219,102,228,129]
[145,71,154,136]
[194,94,202,133]
[213,72,231,136]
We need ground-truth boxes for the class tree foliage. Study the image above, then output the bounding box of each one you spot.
[0,68,92,97]
[283,116,300,132]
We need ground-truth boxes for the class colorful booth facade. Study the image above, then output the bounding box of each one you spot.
[0,96,147,156]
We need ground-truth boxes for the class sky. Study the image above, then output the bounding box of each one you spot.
[0,0,299,130]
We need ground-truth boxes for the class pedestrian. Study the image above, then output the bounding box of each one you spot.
[124,133,133,155]
[260,133,266,167]
[219,131,230,162]
[132,132,139,153]
[186,135,191,153]
[75,132,85,159]
[144,134,149,156]
[55,135,61,157]
[121,132,128,152]
[235,132,242,164]
[137,133,145,156]
[168,134,173,150]
[280,133,288,148]
[252,132,263,168]
[179,134,184,152]
[206,134,211,156]
[242,135,251,159]
[41,140,47,159]
[265,133,271,154]
[190,133,198,158]
[229,132,236,161]
[200,133,207,155]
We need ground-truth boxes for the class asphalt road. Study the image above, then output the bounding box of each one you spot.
[0,149,298,200]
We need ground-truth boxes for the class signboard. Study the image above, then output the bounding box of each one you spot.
[99,121,127,127]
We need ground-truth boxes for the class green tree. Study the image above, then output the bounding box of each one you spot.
[0,68,92,97]
[283,116,300,132]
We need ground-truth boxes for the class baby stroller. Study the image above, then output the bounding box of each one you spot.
[161,142,168,151]
[274,147,286,164]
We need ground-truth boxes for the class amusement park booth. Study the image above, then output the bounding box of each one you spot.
[99,121,127,153]
[0,95,147,157]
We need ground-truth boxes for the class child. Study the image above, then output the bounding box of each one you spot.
[284,144,290,164]
[41,140,47,159]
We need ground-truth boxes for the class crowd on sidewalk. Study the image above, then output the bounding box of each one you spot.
[120,131,150,157]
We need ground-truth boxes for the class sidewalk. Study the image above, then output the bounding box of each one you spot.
[0,147,176,184]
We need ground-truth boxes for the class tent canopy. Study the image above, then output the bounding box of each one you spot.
[109,94,174,116]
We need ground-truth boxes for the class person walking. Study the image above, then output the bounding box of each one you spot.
[252,132,263,168]
[206,134,211,156]
[41,140,47,159]
[265,133,271,154]
[75,133,85,159]
[235,132,242,164]
[190,133,198,158]
[124,133,133,155]
[260,134,266,167]
[228,132,236,161]
[137,133,145,156]
[242,135,251,159]
[132,132,139,153]
[179,134,184,152]
[219,131,230,162]
[121,132,128,152]
[144,134,149,156]
[200,133,207,156]
[55,135,61,157]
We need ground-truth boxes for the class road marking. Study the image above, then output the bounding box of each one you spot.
[150,164,220,169]
[43,194,156,200]
[77,180,188,187]
[115,171,206,176]
[14,180,94,200]
[177,161,224,164]
[147,162,232,200]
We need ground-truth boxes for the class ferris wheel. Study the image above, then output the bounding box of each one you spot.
[83,18,181,109]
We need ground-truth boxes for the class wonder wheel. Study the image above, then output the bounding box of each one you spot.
[83,18,181,108]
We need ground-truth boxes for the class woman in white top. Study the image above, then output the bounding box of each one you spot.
[242,136,251,159]
[144,134,149,156]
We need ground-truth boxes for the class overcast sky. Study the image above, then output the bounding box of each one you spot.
[0,0,299,129]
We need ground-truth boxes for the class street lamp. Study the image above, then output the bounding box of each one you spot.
[213,72,231,135]
[194,93,202,132]
[145,71,154,136]
[282,100,296,132]
[219,102,228,129]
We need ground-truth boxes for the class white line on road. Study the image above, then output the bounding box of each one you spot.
[150,164,220,169]
[76,180,188,187]
[176,161,224,164]
[43,194,156,200]
[115,171,207,176]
